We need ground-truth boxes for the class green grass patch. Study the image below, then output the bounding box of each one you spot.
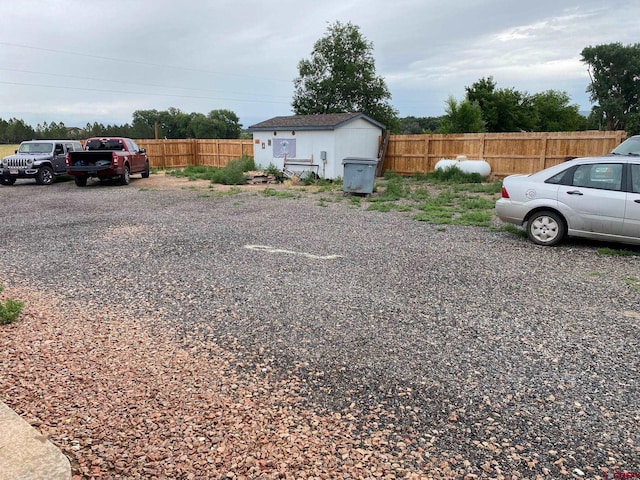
[597,247,640,257]
[262,188,300,199]
[500,224,527,238]
[0,286,24,325]
[168,156,256,185]
[424,165,484,184]
[624,277,640,291]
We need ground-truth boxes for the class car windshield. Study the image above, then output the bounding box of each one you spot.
[18,142,54,154]
[610,137,640,156]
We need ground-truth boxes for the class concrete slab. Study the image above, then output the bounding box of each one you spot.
[0,401,70,480]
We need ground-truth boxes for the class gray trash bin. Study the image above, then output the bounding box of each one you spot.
[342,157,378,195]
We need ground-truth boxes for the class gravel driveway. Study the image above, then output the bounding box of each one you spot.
[1,174,639,479]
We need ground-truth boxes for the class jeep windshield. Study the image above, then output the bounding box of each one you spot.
[18,142,54,154]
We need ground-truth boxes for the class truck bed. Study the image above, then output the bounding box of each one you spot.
[67,151,114,171]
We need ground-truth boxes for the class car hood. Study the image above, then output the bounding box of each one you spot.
[4,153,52,161]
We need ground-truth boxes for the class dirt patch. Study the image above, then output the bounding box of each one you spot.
[138,171,313,194]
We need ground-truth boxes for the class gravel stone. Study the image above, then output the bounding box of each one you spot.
[1,174,639,479]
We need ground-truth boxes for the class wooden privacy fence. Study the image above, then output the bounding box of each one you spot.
[137,131,627,177]
[382,131,627,177]
[137,139,253,169]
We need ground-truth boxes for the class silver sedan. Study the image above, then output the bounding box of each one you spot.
[496,135,640,246]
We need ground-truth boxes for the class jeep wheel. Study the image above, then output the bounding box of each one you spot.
[74,175,88,187]
[141,161,150,178]
[0,177,16,186]
[35,166,55,185]
[120,165,130,185]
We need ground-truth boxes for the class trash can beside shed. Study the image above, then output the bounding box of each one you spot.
[342,157,378,195]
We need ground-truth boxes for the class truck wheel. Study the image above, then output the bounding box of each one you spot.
[74,176,87,187]
[1,177,17,186]
[141,161,150,178]
[35,166,55,185]
[120,165,130,185]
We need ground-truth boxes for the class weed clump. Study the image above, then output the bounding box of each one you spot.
[427,165,483,184]
[168,155,257,185]
[0,285,24,325]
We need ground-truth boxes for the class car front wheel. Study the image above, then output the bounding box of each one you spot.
[36,166,55,185]
[527,210,565,246]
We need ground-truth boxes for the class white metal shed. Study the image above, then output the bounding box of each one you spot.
[249,113,385,180]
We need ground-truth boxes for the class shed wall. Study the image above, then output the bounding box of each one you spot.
[251,118,382,179]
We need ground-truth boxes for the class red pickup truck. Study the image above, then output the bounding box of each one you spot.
[66,137,149,186]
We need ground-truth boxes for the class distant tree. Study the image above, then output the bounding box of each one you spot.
[165,107,195,138]
[132,109,161,138]
[83,122,108,138]
[206,109,242,138]
[292,21,398,130]
[130,108,241,139]
[189,113,216,139]
[398,116,442,134]
[35,121,69,139]
[0,118,35,143]
[581,43,640,134]
[438,97,485,133]
[530,90,586,131]
[465,77,536,132]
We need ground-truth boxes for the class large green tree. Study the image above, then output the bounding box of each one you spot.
[530,90,586,132]
[581,43,640,134]
[292,21,398,130]
[465,77,535,132]
[438,97,485,133]
[465,77,585,132]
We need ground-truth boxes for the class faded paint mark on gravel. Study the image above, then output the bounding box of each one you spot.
[245,244,342,260]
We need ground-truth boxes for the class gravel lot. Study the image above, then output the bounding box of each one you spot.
[1,174,639,479]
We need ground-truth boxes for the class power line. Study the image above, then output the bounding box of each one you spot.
[0,67,292,102]
[0,41,292,83]
[0,80,291,106]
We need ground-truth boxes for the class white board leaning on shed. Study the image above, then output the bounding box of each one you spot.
[248,113,385,180]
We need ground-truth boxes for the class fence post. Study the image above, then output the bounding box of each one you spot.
[423,135,429,173]
[539,134,548,171]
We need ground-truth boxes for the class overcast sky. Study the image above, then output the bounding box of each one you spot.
[0,0,638,130]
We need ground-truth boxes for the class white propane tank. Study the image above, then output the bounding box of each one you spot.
[435,155,491,178]
[434,158,460,171]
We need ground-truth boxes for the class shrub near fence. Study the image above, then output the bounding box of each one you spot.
[137,139,254,169]
[383,131,627,177]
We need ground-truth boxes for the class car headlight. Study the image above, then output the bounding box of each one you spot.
[27,158,33,166]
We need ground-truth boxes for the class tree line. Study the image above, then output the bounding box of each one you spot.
[0,108,243,144]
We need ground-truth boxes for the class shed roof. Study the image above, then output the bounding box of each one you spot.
[249,113,385,131]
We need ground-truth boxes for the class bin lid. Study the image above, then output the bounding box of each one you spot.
[341,157,378,165]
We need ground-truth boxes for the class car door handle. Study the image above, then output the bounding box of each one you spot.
[635,199,640,204]
[566,190,583,195]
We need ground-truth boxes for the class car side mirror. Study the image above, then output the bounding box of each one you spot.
[139,148,146,154]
